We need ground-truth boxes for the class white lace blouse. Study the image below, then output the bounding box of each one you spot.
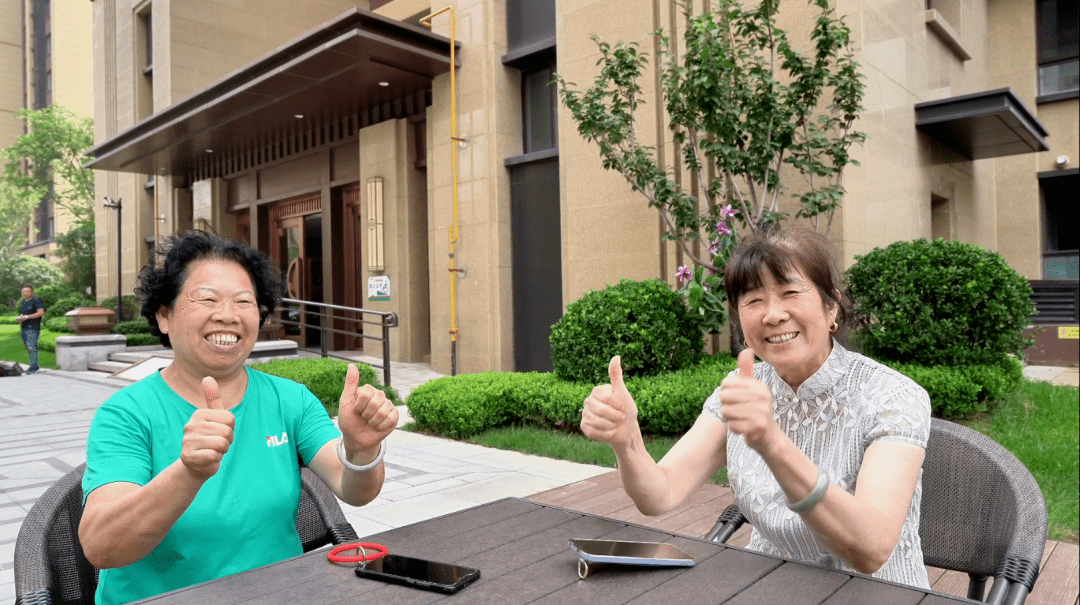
[702,340,931,588]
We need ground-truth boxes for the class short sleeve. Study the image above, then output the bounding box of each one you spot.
[292,387,339,465]
[82,396,153,502]
[33,298,44,312]
[701,368,740,422]
[702,386,723,420]
[864,382,931,449]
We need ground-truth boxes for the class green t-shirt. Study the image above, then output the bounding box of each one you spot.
[82,367,341,605]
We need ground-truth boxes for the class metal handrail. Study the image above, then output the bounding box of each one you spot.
[274,297,398,386]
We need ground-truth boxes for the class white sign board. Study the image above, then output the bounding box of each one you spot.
[368,275,390,301]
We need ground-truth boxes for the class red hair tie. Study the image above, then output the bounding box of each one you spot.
[328,542,389,564]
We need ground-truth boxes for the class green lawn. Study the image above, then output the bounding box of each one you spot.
[406,379,1078,543]
[0,318,58,369]
[968,380,1079,542]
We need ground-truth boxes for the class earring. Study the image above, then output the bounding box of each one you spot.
[830,321,839,333]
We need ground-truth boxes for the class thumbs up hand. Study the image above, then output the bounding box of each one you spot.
[338,363,398,459]
[581,356,640,448]
[180,377,236,480]
[719,349,779,455]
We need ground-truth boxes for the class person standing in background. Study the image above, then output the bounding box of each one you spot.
[16,284,46,375]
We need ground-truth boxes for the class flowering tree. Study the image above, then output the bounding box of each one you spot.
[557,0,865,331]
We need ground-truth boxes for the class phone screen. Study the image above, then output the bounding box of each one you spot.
[355,554,480,594]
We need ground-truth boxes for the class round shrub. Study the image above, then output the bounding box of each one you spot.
[35,284,77,311]
[845,239,1035,366]
[100,295,141,321]
[550,278,704,384]
[45,294,97,323]
[44,316,71,333]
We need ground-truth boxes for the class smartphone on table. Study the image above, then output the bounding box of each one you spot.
[354,553,480,594]
[568,539,696,572]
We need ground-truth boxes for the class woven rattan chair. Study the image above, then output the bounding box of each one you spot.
[704,418,1048,605]
[15,464,359,605]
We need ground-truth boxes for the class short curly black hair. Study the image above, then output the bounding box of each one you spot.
[136,231,284,348]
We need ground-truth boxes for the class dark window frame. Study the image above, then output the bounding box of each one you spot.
[1036,0,1079,99]
[1039,168,1079,280]
[521,62,558,155]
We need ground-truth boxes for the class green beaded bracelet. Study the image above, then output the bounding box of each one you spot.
[788,468,829,513]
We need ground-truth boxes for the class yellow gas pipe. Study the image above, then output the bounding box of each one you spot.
[420,6,463,376]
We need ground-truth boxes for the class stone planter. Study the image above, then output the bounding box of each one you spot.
[65,307,117,335]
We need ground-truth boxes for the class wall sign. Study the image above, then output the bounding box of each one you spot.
[368,275,390,301]
[1059,326,1078,339]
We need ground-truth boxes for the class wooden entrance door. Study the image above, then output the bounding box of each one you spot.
[274,213,324,347]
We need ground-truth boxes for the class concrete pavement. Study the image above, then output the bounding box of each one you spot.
[0,364,610,605]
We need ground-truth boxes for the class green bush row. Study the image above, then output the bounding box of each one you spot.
[249,357,402,417]
[407,355,738,438]
[883,358,1023,419]
[407,354,1022,437]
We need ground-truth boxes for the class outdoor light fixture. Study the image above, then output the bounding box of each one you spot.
[294,114,304,119]
[378,81,389,87]
[1055,154,1070,168]
[366,177,385,271]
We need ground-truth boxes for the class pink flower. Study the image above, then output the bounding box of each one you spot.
[676,265,692,282]
[720,204,736,217]
[716,222,732,236]
[709,240,720,255]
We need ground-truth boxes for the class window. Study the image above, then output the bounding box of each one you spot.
[136,3,154,119]
[1041,172,1079,279]
[31,0,50,109]
[522,64,557,153]
[1037,0,1079,97]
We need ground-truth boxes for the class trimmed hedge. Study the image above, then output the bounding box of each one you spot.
[111,316,151,335]
[406,354,1021,437]
[249,357,402,417]
[407,355,738,438]
[884,358,1023,419]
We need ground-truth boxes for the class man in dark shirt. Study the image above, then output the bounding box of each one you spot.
[17,284,45,374]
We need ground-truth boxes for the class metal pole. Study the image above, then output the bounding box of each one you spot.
[116,202,123,322]
[382,317,391,387]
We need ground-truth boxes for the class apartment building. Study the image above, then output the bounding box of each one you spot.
[86,0,1078,374]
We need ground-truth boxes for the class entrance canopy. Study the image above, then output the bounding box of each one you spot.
[915,88,1048,160]
[86,8,455,177]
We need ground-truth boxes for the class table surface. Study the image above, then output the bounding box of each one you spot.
[134,498,977,605]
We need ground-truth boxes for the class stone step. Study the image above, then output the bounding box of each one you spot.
[87,360,129,374]
[110,351,169,363]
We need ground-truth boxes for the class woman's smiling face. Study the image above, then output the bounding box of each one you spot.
[156,259,260,380]
[737,266,838,390]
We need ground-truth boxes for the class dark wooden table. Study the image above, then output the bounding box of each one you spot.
[134,498,977,604]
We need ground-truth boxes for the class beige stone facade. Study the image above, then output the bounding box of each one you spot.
[89,0,1077,374]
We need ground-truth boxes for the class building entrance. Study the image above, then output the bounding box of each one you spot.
[271,194,324,348]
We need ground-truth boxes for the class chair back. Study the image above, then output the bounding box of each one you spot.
[919,418,1047,596]
[15,465,357,605]
[14,464,97,605]
[297,466,360,550]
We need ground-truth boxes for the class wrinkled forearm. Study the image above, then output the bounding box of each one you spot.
[79,461,206,568]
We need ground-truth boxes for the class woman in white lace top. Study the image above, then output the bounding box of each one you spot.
[580,228,931,588]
